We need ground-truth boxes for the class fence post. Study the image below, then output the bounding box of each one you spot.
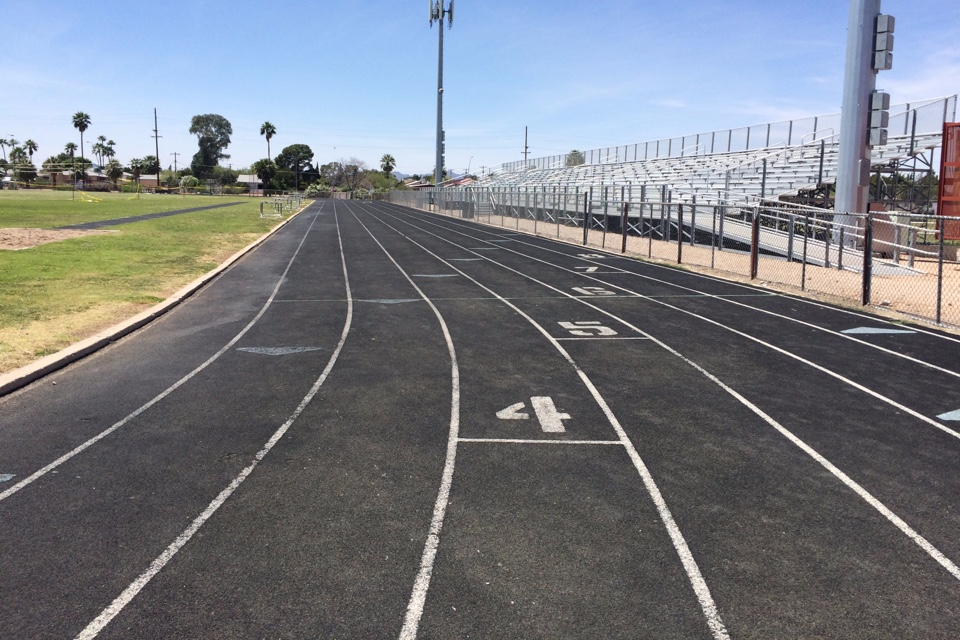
[838,227,845,270]
[677,204,684,264]
[937,219,945,324]
[621,202,629,254]
[802,214,809,291]
[582,191,589,246]
[862,213,873,305]
[750,206,761,279]
[787,214,795,261]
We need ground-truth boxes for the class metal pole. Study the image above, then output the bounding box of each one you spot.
[750,206,761,278]
[836,0,881,226]
[862,213,873,305]
[677,204,684,264]
[937,220,945,324]
[802,215,809,291]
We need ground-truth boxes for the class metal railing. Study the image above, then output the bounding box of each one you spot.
[496,96,956,175]
[389,186,960,329]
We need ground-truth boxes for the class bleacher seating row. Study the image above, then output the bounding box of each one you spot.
[477,105,949,208]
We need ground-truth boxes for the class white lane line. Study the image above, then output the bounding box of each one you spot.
[358,299,422,304]
[412,274,459,278]
[373,204,960,587]
[403,206,960,370]
[458,438,622,445]
[75,203,355,640]
[360,204,731,640]
[345,209,461,640]
[0,203,328,505]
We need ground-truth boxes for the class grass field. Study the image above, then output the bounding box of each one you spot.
[0,190,296,374]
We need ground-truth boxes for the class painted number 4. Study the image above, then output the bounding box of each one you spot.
[558,321,618,337]
[497,397,571,433]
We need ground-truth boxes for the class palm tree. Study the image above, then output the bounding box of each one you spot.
[24,139,38,164]
[0,138,8,162]
[380,153,396,177]
[105,159,124,189]
[72,112,91,178]
[260,121,276,159]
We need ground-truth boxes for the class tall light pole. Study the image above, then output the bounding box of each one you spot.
[430,0,454,186]
[835,0,895,235]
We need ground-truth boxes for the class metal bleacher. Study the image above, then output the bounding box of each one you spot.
[479,96,955,209]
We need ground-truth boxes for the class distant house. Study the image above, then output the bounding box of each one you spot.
[237,174,263,195]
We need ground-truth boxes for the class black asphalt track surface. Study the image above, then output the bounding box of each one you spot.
[2,199,959,638]
[60,201,243,229]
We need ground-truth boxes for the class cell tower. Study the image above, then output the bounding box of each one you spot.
[429,0,454,186]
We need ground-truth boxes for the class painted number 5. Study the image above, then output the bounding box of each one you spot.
[558,321,618,337]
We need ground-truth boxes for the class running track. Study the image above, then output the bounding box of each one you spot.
[1,199,959,638]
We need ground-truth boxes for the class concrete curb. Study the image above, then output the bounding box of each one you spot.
[0,204,310,397]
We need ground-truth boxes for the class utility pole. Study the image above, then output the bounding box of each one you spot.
[152,108,162,192]
[429,0,454,186]
[170,152,180,173]
[835,0,895,236]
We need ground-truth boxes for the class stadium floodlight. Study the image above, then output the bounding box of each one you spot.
[429,0,454,186]
[835,0,895,235]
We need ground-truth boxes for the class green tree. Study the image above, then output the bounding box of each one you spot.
[72,112,91,170]
[275,143,314,191]
[189,114,232,179]
[251,158,277,192]
[0,138,9,162]
[106,159,124,188]
[566,149,585,167]
[141,155,160,175]
[260,121,276,158]
[128,158,144,184]
[24,139,38,164]
[380,153,396,176]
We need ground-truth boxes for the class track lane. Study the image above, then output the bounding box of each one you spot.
[366,202,952,628]
[355,203,731,638]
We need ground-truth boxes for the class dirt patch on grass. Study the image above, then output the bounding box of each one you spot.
[0,302,151,373]
[0,227,112,250]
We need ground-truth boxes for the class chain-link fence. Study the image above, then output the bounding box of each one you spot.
[388,186,960,329]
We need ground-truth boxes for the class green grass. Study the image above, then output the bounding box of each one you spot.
[0,190,298,373]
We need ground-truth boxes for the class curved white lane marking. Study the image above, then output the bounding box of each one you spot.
[358,203,730,640]
[1,203,328,504]
[375,202,960,586]
[344,207,462,640]
[75,203,354,639]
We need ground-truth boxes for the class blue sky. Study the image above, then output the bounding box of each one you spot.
[1,0,958,177]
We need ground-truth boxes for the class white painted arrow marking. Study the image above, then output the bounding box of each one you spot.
[575,266,599,273]
[236,347,323,356]
[0,474,15,483]
[531,397,571,433]
[937,409,960,421]
[577,253,606,259]
[496,402,529,420]
[842,327,916,335]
